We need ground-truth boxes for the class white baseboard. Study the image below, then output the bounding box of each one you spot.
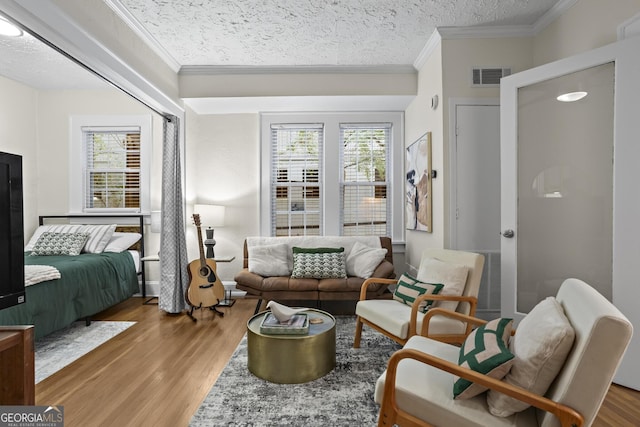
[136,280,246,298]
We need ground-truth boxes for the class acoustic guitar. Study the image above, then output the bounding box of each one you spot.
[186,214,225,317]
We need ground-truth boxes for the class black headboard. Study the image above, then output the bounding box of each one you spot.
[38,214,146,285]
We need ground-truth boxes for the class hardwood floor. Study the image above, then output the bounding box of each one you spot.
[36,297,256,427]
[35,297,640,427]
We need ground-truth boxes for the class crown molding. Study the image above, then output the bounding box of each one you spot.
[103,0,181,73]
[437,25,535,40]
[413,29,442,71]
[179,64,417,76]
[618,12,640,40]
[532,0,579,34]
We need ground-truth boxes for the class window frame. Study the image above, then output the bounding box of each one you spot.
[70,115,152,214]
[260,112,404,241]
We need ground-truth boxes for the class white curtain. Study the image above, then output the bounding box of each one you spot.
[158,114,189,313]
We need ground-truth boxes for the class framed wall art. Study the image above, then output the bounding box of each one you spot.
[405,132,432,232]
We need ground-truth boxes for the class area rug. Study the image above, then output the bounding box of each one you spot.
[35,320,136,383]
[190,316,401,426]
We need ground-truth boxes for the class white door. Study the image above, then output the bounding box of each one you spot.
[451,102,500,318]
[501,36,640,389]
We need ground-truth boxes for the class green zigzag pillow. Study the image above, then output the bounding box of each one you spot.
[291,247,347,279]
[453,317,514,400]
[392,273,444,312]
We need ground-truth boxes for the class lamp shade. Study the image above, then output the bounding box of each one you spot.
[194,204,225,227]
[150,210,162,233]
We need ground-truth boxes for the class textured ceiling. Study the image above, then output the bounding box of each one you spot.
[0,30,110,90]
[118,0,561,68]
[0,0,562,90]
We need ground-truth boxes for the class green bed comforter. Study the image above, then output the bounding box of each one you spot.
[0,251,139,339]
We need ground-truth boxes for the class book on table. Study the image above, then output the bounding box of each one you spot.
[260,312,309,335]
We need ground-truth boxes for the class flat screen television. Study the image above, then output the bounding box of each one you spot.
[0,151,25,311]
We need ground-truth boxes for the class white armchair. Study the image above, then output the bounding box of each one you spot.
[375,278,633,427]
[354,248,485,347]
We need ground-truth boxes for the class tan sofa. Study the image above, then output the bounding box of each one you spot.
[235,236,395,310]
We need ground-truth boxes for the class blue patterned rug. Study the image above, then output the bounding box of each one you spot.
[35,320,136,383]
[190,316,400,426]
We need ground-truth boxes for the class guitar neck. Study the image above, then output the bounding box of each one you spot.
[196,225,207,266]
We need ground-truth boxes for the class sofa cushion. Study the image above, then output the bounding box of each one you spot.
[248,243,291,276]
[454,317,515,400]
[393,273,444,312]
[417,257,469,312]
[487,297,575,417]
[346,241,388,278]
[291,247,347,279]
[374,335,537,427]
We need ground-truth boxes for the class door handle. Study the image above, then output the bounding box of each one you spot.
[501,229,515,238]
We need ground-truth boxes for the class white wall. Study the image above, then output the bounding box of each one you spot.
[0,76,38,236]
[533,0,640,66]
[403,42,443,272]
[36,90,161,219]
[35,89,163,275]
[184,108,260,281]
[441,37,533,247]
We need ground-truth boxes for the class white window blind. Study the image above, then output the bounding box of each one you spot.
[83,126,141,211]
[270,124,323,236]
[340,123,391,236]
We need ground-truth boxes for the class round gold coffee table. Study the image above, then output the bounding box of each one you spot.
[247,308,336,384]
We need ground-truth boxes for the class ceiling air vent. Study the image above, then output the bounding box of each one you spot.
[471,67,512,87]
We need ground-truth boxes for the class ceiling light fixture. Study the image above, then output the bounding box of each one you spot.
[0,16,22,37]
[556,91,588,102]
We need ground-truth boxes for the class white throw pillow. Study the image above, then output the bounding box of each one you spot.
[416,257,469,312]
[103,232,142,253]
[248,243,291,276]
[346,241,387,278]
[81,224,117,253]
[487,296,575,417]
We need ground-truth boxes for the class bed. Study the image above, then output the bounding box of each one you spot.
[0,215,145,339]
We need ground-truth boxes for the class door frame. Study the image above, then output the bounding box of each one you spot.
[500,36,640,389]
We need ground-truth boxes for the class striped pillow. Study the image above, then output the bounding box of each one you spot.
[80,224,117,253]
[393,273,444,312]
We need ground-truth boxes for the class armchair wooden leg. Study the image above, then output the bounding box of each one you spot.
[354,316,363,348]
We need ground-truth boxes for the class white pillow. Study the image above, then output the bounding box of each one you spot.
[103,232,142,253]
[416,257,469,312]
[81,224,117,253]
[346,241,387,278]
[487,297,575,417]
[248,243,291,277]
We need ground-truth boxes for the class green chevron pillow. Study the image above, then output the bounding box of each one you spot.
[291,247,347,279]
[393,273,444,312]
[453,317,515,400]
[30,231,91,256]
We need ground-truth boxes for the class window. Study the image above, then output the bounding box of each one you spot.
[84,127,141,210]
[340,124,390,236]
[261,112,403,240]
[270,124,323,236]
[70,115,152,214]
